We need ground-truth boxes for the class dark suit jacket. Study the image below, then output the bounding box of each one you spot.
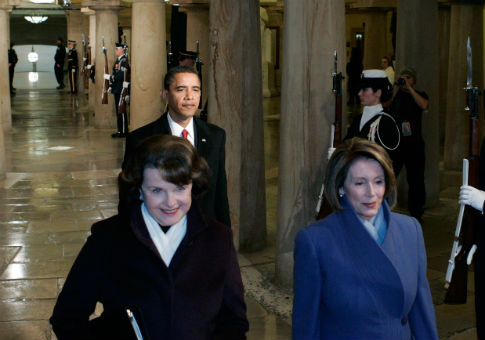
[123,113,231,227]
[50,203,248,339]
[293,199,438,340]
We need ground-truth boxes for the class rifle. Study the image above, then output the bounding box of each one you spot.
[315,51,344,220]
[82,33,89,89]
[101,36,109,104]
[167,40,173,69]
[195,40,203,110]
[87,37,95,83]
[118,37,130,116]
[444,36,480,304]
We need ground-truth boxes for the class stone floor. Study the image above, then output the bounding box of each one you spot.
[0,85,478,339]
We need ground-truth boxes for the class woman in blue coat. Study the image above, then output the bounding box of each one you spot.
[293,138,438,340]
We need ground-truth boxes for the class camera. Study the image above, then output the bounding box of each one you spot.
[397,78,406,86]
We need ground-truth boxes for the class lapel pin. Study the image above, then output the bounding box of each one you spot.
[201,138,207,143]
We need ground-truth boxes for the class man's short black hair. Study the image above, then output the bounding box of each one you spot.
[163,65,200,90]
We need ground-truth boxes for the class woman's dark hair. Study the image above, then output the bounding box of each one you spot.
[360,77,393,102]
[324,137,397,211]
[119,135,210,213]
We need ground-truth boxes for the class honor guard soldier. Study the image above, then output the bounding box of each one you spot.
[345,69,400,158]
[178,50,197,69]
[67,40,78,94]
[108,43,128,138]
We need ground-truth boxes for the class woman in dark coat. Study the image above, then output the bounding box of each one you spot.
[50,135,249,340]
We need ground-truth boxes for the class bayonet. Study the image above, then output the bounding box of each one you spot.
[466,36,472,89]
[444,35,481,304]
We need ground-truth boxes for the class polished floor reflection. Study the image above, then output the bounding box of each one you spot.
[0,88,479,339]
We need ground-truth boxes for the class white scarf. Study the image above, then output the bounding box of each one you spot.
[360,104,383,131]
[141,203,187,267]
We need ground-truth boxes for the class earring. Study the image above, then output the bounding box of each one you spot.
[338,190,344,198]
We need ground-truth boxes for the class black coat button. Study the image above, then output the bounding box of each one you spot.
[401,316,408,325]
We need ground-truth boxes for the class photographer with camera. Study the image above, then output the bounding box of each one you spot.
[389,67,429,221]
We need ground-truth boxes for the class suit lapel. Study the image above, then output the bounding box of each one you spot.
[339,201,405,315]
[159,112,172,135]
[194,118,210,158]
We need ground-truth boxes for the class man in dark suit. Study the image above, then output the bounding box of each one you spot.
[8,42,18,95]
[123,65,231,227]
[54,37,66,89]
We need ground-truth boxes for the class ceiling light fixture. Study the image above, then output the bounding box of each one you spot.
[24,16,48,24]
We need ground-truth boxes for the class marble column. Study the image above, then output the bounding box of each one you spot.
[261,7,271,98]
[276,0,346,286]
[395,0,440,206]
[0,115,4,179]
[90,1,121,129]
[208,0,267,251]
[0,4,12,130]
[0,0,15,178]
[438,6,450,148]
[362,10,388,69]
[129,0,165,130]
[444,2,483,170]
[181,4,210,112]
[66,10,89,95]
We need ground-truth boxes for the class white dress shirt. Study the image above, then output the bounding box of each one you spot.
[360,104,383,131]
[167,113,195,146]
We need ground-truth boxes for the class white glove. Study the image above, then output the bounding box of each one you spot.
[327,147,336,160]
[86,65,92,70]
[459,185,485,212]
[123,81,130,89]
[103,74,110,80]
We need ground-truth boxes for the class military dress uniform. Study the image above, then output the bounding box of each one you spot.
[67,41,78,94]
[344,70,400,158]
[110,43,129,138]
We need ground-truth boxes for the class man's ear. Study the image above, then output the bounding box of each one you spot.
[375,89,382,99]
[161,89,168,102]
